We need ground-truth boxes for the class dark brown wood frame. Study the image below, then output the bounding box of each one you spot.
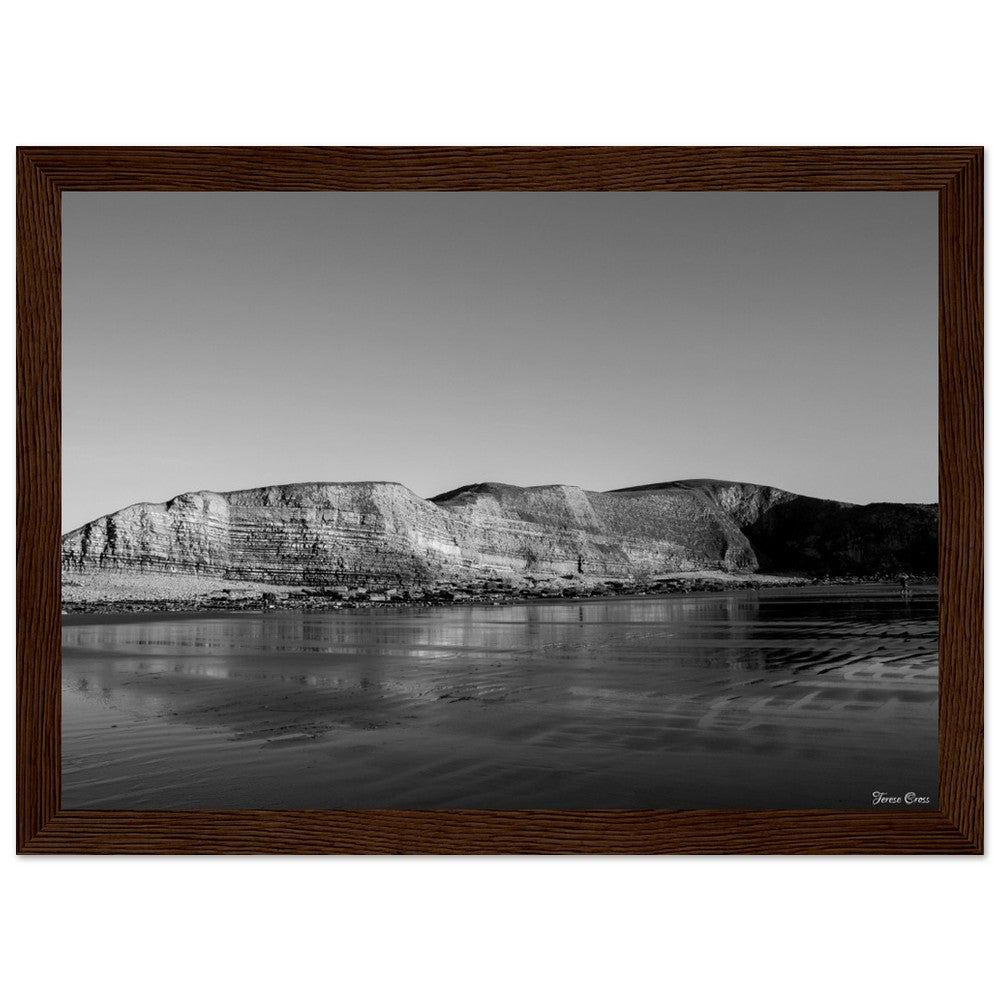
[17,146,983,854]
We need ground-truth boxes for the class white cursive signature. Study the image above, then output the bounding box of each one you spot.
[872,791,931,805]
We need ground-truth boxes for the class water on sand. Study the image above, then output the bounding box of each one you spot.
[62,585,938,809]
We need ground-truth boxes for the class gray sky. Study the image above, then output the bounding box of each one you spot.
[62,191,937,532]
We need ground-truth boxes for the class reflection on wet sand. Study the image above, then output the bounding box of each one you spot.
[62,585,938,809]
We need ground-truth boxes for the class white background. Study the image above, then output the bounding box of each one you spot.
[3,3,996,998]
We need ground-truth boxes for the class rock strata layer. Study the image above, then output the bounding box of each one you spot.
[62,477,937,592]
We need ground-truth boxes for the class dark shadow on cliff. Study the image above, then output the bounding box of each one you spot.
[743,497,938,575]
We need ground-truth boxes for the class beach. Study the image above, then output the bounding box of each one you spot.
[61,584,938,810]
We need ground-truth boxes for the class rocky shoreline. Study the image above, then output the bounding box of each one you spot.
[61,572,938,617]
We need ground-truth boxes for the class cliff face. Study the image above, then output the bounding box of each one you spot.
[62,478,937,588]
[742,497,938,575]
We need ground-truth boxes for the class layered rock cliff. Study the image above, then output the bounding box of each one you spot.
[611,479,937,576]
[61,478,937,590]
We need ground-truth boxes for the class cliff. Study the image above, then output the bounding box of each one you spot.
[62,477,937,591]
[611,479,937,576]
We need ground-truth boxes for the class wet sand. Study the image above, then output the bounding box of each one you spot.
[61,585,938,810]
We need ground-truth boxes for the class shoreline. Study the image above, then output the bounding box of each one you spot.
[61,573,938,622]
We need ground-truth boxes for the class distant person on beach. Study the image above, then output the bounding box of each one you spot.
[898,573,911,597]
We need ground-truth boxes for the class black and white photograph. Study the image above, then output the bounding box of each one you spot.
[60,189,939,811]
[6,0,995,991]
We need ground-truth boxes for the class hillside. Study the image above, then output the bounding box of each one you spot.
[62,478,937,596]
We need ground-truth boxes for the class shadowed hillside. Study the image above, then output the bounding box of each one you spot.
[613,479,937,575]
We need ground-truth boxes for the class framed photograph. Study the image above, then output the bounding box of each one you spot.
[17,146,982,853]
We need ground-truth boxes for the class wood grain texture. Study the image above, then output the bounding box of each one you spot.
[16,147,984,854]
[13,146,982,191]
[18,809,977,855]
[16,152,62,852]
[936,151,985,849]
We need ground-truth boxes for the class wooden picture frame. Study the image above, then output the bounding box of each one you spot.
[16,146,983,854]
